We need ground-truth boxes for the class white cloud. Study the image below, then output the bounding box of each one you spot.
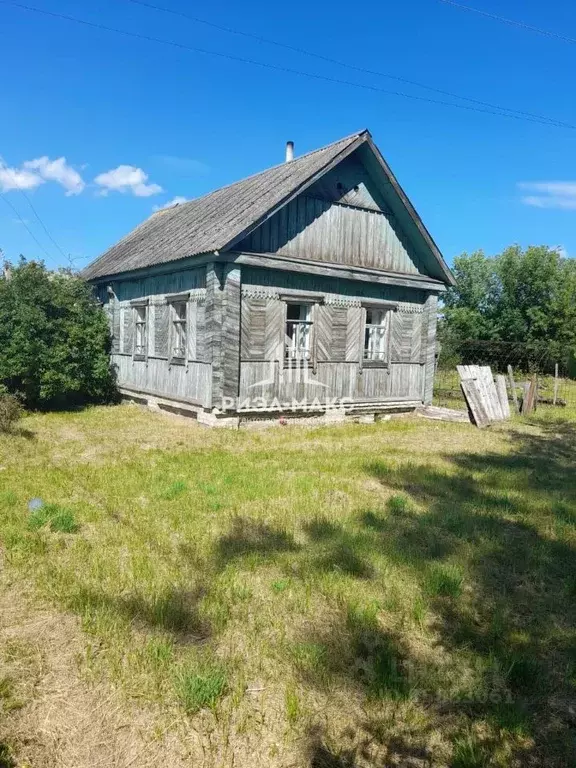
[94,165,163,197]
[518,181,576,210]
[23,156,84,195]
[0,162,44,192]
[153,195,188,212]
[0,155,85,195]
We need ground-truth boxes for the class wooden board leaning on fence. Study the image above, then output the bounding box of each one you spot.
[458,365,567,427]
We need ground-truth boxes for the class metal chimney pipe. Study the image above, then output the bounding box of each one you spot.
[285,141,294,162]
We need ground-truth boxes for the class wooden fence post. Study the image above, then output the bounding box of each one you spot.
[553,363,559,406]
[507,365,520,414]
[522,375,538,415]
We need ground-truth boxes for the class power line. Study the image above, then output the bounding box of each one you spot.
[3,0,575,130]
[0,192,54,260]
[0,159,68,261]
[439,0,576,46]
[19,191,68,261]
[122,0,571,127]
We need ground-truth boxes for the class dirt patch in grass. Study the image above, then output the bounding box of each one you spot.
[0,579,190,768]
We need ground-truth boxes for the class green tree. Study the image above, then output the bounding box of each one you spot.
[441,245,576,369]
[442,250,498,343]
[0,259,116,408]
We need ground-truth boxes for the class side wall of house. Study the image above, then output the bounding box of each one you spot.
[238,267,439,410]
[97,267,213,407]
[97,262,439,413]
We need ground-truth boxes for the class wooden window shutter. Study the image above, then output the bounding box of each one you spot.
[241,297,284,361]
[315,304,333,362]
[345,306,363,362]
[106,303,121,353]
[154,304,169,358]
[390,312,423,363]
[187,301,197,360]
[331,306,348,361]
[122,306,134,354]
[410,314,423,362]
[264,300,285,361]
[316,305,348,361]
[241,297,267,360]
[419,306,429,364]
[194,300,207,361]
[112,305,121,353]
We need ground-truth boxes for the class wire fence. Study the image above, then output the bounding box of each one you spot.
[433,340,576,412]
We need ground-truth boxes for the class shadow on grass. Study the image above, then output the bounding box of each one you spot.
[303,518,375,579]
[72,586,210,644]
[201,421,576,764]
[356,419,576,765]
[215,517,300,567]
[214,515,376,580]
[305,722,432,768]
[7,427,35,440]
[301,603,411,701]
[0,743,16,768]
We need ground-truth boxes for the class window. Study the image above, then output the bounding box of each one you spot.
[364,308,390,362]
[171,302,187,361]
[285,303,312,361]
[134,305,147,357]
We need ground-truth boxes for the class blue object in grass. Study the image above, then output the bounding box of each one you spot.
[28,498,44,512]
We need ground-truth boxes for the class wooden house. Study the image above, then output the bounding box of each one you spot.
[83,130,454,426]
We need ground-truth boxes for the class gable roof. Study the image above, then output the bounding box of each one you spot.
[83,130,453,285]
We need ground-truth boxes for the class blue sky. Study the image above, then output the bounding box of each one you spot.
[1,0,575,270]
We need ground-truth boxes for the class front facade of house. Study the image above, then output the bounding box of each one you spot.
[84,131,453,425]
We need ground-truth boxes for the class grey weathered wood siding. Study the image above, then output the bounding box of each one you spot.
[99,260,439,414]
[102,267,212,406]
[238,267,436,407]
[238,195,425,275]
[422,293,438,405]
[305,153,383,211]
[112,355,212,406]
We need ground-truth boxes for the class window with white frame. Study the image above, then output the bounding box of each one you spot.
[285,303,312,361]
[171,301,187,361]
[134,305,147,357]
[364,308,390,362]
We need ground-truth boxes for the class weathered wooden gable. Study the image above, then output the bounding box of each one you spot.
[236,153,427,276]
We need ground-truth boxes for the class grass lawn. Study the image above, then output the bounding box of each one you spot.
[1,404,575,767]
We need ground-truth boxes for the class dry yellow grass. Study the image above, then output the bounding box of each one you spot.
[0,403,575,767]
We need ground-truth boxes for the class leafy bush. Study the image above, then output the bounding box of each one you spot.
[0,259,117,409]
[0,392,22,433]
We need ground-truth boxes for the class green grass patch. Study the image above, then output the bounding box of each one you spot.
[1,405,575,765]
[158,480,188,500]
[425,563,464,599]
[174,661,227,714]
[28,503,79,533]
[386,494,412,515]
[451,730,490,768]
[284,684,301,725]
[0,742,16,768]
[271,579,290,593]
